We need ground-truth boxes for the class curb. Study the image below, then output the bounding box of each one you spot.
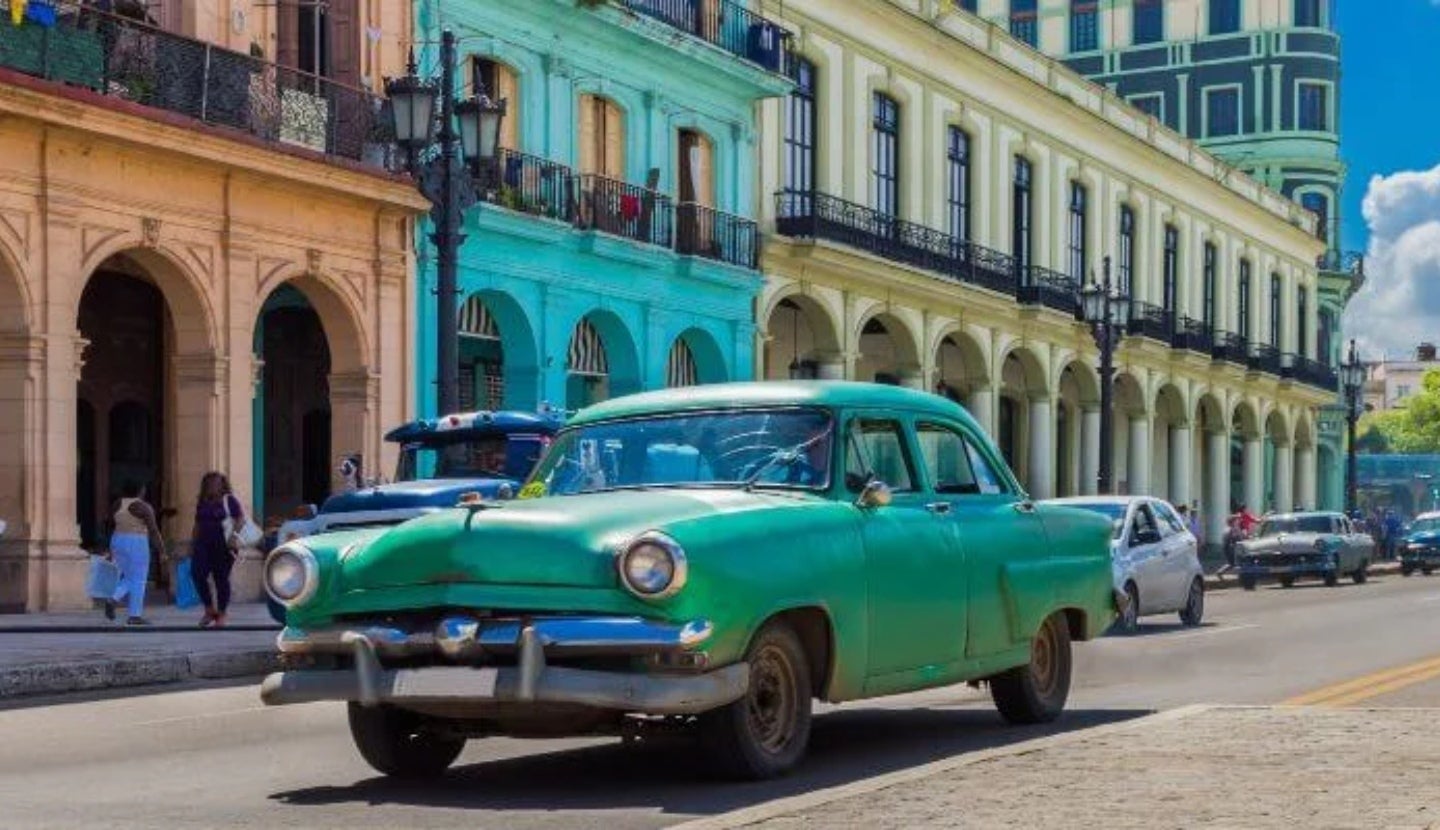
[0,648,279,699]
[668,705,1218,830]
[1203,561,1402,592]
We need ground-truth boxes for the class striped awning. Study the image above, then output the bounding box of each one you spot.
[459,295,499,340]
[667,338,699,388]
[567,317,609,377]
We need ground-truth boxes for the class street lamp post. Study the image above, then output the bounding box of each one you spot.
[1339,338,1366,514]
[1080,256,1131,495]
[386,31,507,416]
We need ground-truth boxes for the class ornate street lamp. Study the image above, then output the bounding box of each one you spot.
[385,32,507,416]
[1339,339,1367,513]
[1080,255,1131,494]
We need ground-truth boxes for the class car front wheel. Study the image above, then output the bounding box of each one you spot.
[1353,560,1369,584]
[347,703,465,779]
[991,612,1072,725]
[1178,577,1204,627]
[700,620,812,780]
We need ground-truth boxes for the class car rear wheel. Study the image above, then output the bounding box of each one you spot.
[1324,571,1340,587]
[1402,563,1416,577]
[991,613,1072,725]
[1279,576,1295,588]
[1178,578,1204,627]
[700,620,812,780]
[1240,574,1258,591]
[347,703,465,779]
[1424,566,1435,576]
[1353,560,1370,584]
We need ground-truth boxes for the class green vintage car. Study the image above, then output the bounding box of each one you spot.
[259,382,1119,779]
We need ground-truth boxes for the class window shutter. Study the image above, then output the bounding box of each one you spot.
[578,95,598,175]
[603,99,625,179]
[696,134,714,207]
[328,0,360,87]
[497,64,519,149]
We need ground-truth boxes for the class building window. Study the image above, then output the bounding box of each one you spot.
[1269,273,1282,348]
[678,129,714,206]
[1011,0,1038,47]
[1209,0,1241,34]
[1070,0,1099,52]
[1162,224,1179,319]
[947,126,971,243]
[1301,192,1329,244]
[1298,286,1309,357]
[784,58,817,195]
[1319,309,1334,364]
[1205,87,1240,137]
[1068,182,1088,282]
[1013,156,1033,277]
[1238,258,1252,339]
[1299,83,1329,131]
[1398,385,1413,400]
[1294,0,1323,27]
[1118,205,1135,296]
[1203,242,1217,330]
[872,93,900,217]
[578,94,625,178]
[473,58,519,150]
[1130,94,1163,121]
[959,0,977,10]
[1133,0,1164,44]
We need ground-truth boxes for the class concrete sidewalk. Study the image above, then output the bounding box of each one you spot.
[0,602,279,700]
[674,706,1440,830]
[1204,559,1402,591]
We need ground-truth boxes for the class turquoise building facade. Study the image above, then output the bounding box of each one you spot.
[412,0,791,419]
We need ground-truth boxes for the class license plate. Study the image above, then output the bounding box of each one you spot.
[392,667,498,698]
[1269,566,1294,574]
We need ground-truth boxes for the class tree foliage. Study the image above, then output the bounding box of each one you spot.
[1358,369,1440,454]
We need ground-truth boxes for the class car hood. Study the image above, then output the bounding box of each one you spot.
[1404,531,1440,546]
[320,478,515,515]
[337,487,812,593]
[1242,532,1329,554]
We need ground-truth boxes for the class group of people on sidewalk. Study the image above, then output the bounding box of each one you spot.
[101,471,251,628]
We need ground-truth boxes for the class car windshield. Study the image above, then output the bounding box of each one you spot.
[1410,517,1440,534]
[524,409,834,497]
[1257,515,1333,537]
[1066,503,1129,539]
[395,436,515,482]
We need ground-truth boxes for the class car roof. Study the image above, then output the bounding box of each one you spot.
[1413,512,1440,522]
[385,410,563,443]
[568,381,980,430]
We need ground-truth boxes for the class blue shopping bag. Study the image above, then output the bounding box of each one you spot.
[173,558,200,609]
[85,555,118,599]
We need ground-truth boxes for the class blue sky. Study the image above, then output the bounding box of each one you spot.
[1338,0,1438,252]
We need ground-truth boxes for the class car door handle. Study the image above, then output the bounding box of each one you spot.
[926,502,952,515]
[1013,501,1036,514]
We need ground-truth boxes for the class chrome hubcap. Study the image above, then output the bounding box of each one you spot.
[1030,619,1061,699]
[746,645,797,755]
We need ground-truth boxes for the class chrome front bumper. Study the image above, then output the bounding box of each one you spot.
[260,614,746,716]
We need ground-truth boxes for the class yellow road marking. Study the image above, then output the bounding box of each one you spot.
[1284,654,1440,708]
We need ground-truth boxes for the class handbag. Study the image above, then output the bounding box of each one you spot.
[173,558,200,609]
[86,555,119,599]
[222,495,265,550]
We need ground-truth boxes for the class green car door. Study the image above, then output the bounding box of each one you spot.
[846,414,968,684]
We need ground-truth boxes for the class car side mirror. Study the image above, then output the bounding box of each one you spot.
[856,479,893,509]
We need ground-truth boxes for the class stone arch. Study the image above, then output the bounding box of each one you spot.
[1152,383,1191,504]
[854,309,921,386]
[668,327,728,387]
[932,325,989,404]
[1054,360,1100,497]
[1194,392,1231,544]
[1265,408,1292,446]
[1112,370,1149,496]
[762,290,842,380]
[565,309,641,410]
[1231,399,1261,440]
[0,236,33,600]
[82,244,219,355]
[458,288,541,411]
[997,345,1048,494]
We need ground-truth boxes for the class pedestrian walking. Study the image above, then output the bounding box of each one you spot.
[1187,501,1204,546]
[103,481,163,626]
[190,471,246,628]
[1384,509,1403,560]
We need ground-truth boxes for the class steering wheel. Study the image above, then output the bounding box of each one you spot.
[720,444,785,481]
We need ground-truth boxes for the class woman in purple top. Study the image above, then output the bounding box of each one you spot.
[191,471,244,628]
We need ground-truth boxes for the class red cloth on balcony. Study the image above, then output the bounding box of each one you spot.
[620,194,641,220]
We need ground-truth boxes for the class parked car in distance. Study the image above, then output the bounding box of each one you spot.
[259,382,1121,780]
[1399,512,1440,576]
[1047,496,1204,632]
[1235,512,1374,590]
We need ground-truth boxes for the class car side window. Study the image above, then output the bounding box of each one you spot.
[845,418,916,493]
[962,438,1006,495]
[1154,502,1186,535]
[1131,504,1160,544]
[914,423,980,495]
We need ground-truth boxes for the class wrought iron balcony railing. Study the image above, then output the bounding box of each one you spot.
[1316,250,1366,279]
[677,202,760,269]
[577,174,675,248]
[0,1,394,170]
[1018,265,1079,315]
[483,148,577,223]
[1248,343,1283,376]
[1212,332,1249,365]
[1291,356,1339,392]
[1171,316,1214,354]
[613,0,791,74]
[1127,301,1174,342]
[774,190,1019,298]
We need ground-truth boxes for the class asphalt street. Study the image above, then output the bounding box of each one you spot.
[4,573,1440,830]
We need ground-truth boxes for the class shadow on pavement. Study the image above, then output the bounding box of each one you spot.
[270,706,1148,818]
[1109,621,1215,638]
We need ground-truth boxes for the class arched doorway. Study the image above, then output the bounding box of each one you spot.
[667,328,727,388]
[457,290,540,412]
[254,285,332,523]
[566,311,640,411]
[1056,362,1099,496]
[763,294,840,380]
[855,312,920,386]
[1153,384,1190,505]
[1265,410,1292,512]
[934,330,990,423]
[1196,394,1228,550]
[1113,372,1148,496]
[1231,401,1262,512]
[1000,348,1049,496]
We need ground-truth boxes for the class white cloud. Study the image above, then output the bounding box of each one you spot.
[1341,163,1440,360]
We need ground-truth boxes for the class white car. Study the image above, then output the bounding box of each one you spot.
[1047,496,1205,632]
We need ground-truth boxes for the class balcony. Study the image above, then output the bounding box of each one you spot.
[774,190,1019,298]
[1127,301,1175,342]
[485,148,577,223]
[577,174,674,248]
[615,0,790,75]
[1248,343,1284,376]
[0,2,393,170]
[1018,265,1079,316]
[677,203,760,269]
[1317,250,1366,281]
[1285,356,1339,392]
[1212,332,1249,365]
[1171,316,1214,354]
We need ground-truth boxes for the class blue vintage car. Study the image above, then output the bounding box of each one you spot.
[1400,512,1440,576]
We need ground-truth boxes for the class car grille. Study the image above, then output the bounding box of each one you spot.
[1247,553,1328,567]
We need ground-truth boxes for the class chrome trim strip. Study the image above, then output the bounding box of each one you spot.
[277,615,714,658]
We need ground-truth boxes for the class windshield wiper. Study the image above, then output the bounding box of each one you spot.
[742,430,830,491]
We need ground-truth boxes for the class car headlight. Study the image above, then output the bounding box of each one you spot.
[264,544,318,608]
[616,531,687,600]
